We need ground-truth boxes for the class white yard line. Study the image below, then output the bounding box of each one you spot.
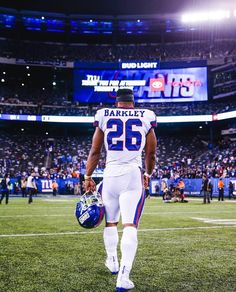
[0,210,236,218]
[144,211,236,214]
[43,199,73,202]
[191,217,236,225]
[0,225,235,238]
[0,214,72,218]
[0,207,75,209]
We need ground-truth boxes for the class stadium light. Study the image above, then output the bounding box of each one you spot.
[21,128,24,132]
[41,115,94,123]
[89,19,93,22]
[26,66,29,70]
[21,83,24,86]
[45,132,48,135]
[52,81,56,86]
[1,78,5,82]
[137,19,141,22]
[217,110,236,121]
[41,16,45,20]
[3,71,6,75]
[182,10,230,23]
[42,87,45,91]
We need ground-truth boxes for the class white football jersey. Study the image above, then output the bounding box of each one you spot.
[94,107,156,177]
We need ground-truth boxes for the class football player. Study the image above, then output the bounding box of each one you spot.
[84,88,157,291]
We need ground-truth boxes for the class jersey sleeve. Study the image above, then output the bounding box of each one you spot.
[150,111,157,128]
[93,109,106,132]
[145,110,157,133]
[93,109,102,128]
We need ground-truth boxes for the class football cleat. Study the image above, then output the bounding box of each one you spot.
[116,279,135,291]
[75,191,105,229]
[105,256,119,275]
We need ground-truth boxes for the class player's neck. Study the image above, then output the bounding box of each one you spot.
[117,102,134,109]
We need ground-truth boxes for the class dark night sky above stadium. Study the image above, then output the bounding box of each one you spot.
[0,0,235,15]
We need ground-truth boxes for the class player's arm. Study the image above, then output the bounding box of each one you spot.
[144,128,157,188]
[84,127,104,192]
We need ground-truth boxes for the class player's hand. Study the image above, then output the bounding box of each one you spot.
[143,174,150,189]
[84,178,96,192]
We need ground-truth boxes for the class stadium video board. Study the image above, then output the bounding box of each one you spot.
[74,65,208,103]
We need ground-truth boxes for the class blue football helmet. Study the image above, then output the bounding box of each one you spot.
[75,191,105,229]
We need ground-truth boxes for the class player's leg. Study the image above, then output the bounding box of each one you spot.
[116,168,144,291]
[104,221,119,274]
[102,177,121,274]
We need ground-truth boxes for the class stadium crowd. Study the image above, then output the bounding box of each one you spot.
[1,98,236,117]
[0,38,236,63]
[0,132,235,179]
[1,37,236,117]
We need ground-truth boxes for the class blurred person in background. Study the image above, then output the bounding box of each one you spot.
[27,172,37,204]
[52,180,58,196]
[21,177,27,197]
[161,179,168,200]
[228,181,234,199]
[177,178,185,202]
[218,177,224,201]
[0,174,10,205]
[208,177,213,200]
[202,174,210,204]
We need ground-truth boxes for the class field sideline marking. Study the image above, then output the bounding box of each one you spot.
[0,214,72,218]
[1,210,236,218]
[0,225,236,238]
[1,209,236,219]
[144,211,236,214]
[192,217,236,225]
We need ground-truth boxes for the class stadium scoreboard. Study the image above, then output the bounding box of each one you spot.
[74,60,208,103]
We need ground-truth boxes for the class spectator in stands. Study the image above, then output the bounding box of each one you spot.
[218,178,225,201]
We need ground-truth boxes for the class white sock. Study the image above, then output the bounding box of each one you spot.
[119,226,138,278]
[103,226,119,258]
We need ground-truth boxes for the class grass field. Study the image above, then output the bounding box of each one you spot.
[0,197,236,292]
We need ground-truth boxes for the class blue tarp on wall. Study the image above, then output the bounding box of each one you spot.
[4,178,80,195]
[2,177,236,197]
[150,178,236,197]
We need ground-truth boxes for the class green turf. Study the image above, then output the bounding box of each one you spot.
[0,197,236,292]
